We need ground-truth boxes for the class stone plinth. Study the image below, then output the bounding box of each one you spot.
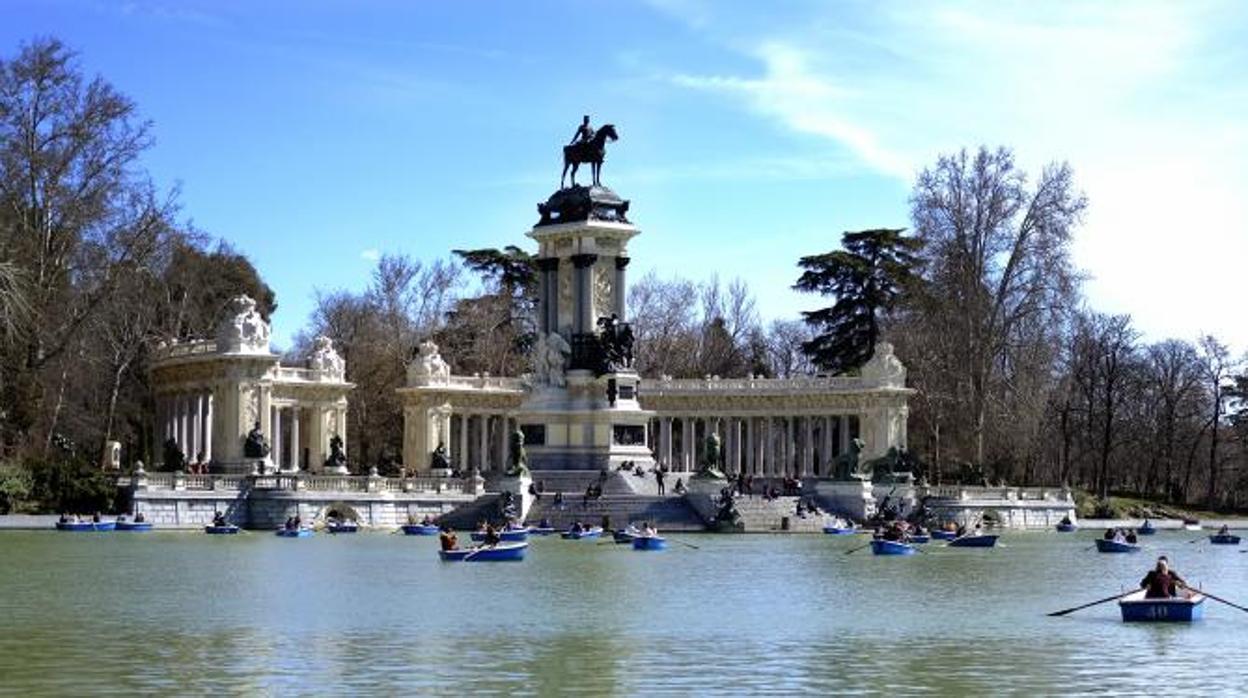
[813,479,876,522]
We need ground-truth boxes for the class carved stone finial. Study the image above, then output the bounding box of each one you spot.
[407,340,450,385]
[861,342,906,387]
[215,294,271,355]
[308,335,345,380]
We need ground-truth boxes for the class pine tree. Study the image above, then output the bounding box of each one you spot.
[793,229,920,374]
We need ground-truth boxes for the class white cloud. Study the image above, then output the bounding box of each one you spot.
[666,2,1248,350]
[359,248,380,262]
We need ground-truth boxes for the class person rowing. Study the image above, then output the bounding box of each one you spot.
[1217,524,1231,536]
[480,523,501,548]
[1059,515,1072,526]
[1140,556,1187,599]
[439,526,459,552]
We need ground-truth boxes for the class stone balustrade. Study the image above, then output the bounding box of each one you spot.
[921,484,1072,503]
[125,471,468,495]
[639,375,901,396]
[406,373,528,391]
[152,339,219,362]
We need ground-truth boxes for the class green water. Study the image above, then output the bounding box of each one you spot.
[1,530,1245,695]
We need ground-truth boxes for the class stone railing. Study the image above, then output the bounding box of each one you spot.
[152,339,220,363]
[122,471,468,495]
[639,375,903,396]
[275,366,345,384]
[406,374,527,392]
[921,485,1072,503]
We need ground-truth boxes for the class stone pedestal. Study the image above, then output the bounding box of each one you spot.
[498,473,534,522]
[814,479,876,522]
[516,368,654,471]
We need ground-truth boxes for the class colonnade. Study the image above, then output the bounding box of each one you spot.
[443,411,515,473]
[157,391,214,464]
[649,414,859,477]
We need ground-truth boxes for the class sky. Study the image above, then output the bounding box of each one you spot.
[4,0,1247,352]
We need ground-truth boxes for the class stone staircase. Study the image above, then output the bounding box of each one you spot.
[525,494,707,532]
[435,494,505,529]
[729,495,830,533]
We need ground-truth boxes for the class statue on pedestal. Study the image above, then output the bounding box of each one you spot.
[506,427,529,477]
[561,116,619,188]
[429,442,451,471]
[243,422,270,459]
[162,438,185,472]
[831,437,868,481]
[696,430,725,479]
[597,314,634,371]
[324,434,348,471]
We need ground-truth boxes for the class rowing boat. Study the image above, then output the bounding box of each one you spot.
[1118,590,1205,622]
[948,534,999,548]
[632,535,667,551]
[561,526,603,540]
[402,524,440,535]
[470,529,529,542]
[276,528,314,538]
[439,541,528,561]
[870,539,916,556]
[1055,523,1077,533]
[822,526,857,535]
[204,524,239,535]
[115,520,153,531]
[1094,538,1141,553]
[327,521,359,534]
[527,526,557,536]
[613,527,641,543]
[1209,534,1241,545]
[932,530,959,541]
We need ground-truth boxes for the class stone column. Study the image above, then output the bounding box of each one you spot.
[272,405,283,470]
[203,393,214,462]
[290,406,300,471]
[478,414,490,472]
[571,254,597,334]
[439,409,452,464]
[458,413,469,472]
[498,414,511,472]
[258,385,272,450]
[537,258,559,334]
[190,393,202,462]
[179,395,190,458]
[840,415,850,454]
[660,418,673,467]
[680,417,692,471]
[745,418,755,474]
[338,406,348,456]
[614,256,629,321]
[803,416,814,477]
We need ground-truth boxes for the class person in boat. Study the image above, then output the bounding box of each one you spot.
[213,511,227,527]
[570,521,585,534]
[284,517,295,531]
[1059,515,1072,526]
[420,514,434,526]
[1103,527,1117,541]
[439,526,459,551]
[1141,518,1152,529]
[58,513,69,524]
[1141,556,1187,599]
[1125,529,1138,545]
[134,512,146,523]
[641,521,657,537]
[795,500,806,518]
[1112,528,1127,544]
[554,491,565,510]
[293,515,303,529]
[1218,524,1230,536]
[92,512,101,523]
[481,523,501,547]
[674,478,687,495]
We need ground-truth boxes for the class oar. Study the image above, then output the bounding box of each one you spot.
[1048,590,1134,617]
[844,541,874,556]
[1183,585,1248,614]
[665,536,700,550]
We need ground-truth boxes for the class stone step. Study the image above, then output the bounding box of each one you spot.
[526,495,706,532]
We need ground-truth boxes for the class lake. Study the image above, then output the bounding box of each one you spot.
[1,530,1245,695]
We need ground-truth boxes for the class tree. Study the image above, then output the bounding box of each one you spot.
[910,146,1085,466]
[1196,335,1234,507]
[0,38,176,453]
[793,228,920,374]
[441,246,536,376]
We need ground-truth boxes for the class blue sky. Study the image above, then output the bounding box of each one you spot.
[5,1,1247,352]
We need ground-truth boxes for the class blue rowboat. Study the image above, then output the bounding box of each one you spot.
[632,535,667,551]
[932,530,959,541]
[1138,524,1156,536]
[327,522,358,534]
[439,541,527,562]
[276,528,314,538]
[204,525,239,535]
[1119,590,1205,622]
[1056,523,1077,533]
[561,526,603,540]
[470,529,528,542]
[948,534,998,548]
[909,534,931,544]
[115,521,153,531]
[55,521,96,532]
[1209,534,1241,545]
[402,524,440,536]
[870,539,917,556]
[528,526,557,536]
[613,528,641,544]
[822,526,857,535]
[1095,538,1141,553]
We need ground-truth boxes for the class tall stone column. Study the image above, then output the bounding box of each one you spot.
[273,405,284,470]
[659,418,672,467]
[803,417,814,476]
[178,395,189,458]
[840,415,850,454]
[290,407,300,471]
[614,256,629,321]
[258,385,272,450]
[571,254,597,334]
[536,258,559,335]
[459,413,470,472]
[498,414,511,472]
[478,414,490,472]
[745,418,755,474]
[203,393,214,462]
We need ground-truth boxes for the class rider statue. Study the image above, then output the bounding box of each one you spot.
[569,115,595,149]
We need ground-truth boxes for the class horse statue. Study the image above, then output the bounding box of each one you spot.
[561,124,618,189]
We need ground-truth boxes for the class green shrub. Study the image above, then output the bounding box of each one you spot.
[0,462,34,514]
[25,456,116,514]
